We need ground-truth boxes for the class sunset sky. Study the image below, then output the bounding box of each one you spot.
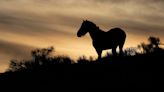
[0,0,164,72]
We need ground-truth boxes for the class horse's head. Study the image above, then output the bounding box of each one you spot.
[77,20,96,37]
[77,20,88,37]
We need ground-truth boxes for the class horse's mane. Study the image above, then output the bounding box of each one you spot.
[86,20,100,30]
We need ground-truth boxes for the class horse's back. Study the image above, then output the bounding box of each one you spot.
[106,28,126,45]
[107,28,126,39]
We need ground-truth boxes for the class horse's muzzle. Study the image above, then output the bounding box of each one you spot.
[77,34,81,37]
[77,32,81,37]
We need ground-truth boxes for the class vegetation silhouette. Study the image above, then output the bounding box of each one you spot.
[77,20,126,59]
[138,36,163,54]
[0,36,164,88]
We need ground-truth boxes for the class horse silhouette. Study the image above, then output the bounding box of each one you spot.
[77,20,126,59]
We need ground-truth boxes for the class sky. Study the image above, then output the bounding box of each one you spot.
[0,0,164,73]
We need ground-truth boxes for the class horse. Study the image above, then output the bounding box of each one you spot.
[77,20,126,59]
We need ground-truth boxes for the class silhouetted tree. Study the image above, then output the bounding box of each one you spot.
[148,36,160,48]
[8,60,21,72]
[31,46,54,65]
[138,36,162,54]
[124,47,138,56]
[54,56,73,64]
[8,47,55,72]
[138,42,153,54]
[7,46,76,73]
[89,56,94,62]
[77,56,90,64]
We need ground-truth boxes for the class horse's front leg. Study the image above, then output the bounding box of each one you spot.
[95,48,102,60]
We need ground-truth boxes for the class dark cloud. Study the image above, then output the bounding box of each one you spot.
[0,40,35,59]
[0,12,48,34]
[114,18,163,32]
[0,11,74,36]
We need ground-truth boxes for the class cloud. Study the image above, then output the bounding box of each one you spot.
[0,11,74,36]
[0,40,35,59]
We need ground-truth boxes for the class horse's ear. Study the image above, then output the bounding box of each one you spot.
[83,20,87,22]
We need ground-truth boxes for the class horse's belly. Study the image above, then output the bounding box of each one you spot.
[103,44,113,49]
[93,41,114,50]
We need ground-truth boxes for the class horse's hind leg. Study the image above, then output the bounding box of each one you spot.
[119,40,125,56]
[95,49,102,59]
[112,47,117,56]
[119,46,123,56]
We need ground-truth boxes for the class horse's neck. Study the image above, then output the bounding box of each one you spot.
[89,28,104,41]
